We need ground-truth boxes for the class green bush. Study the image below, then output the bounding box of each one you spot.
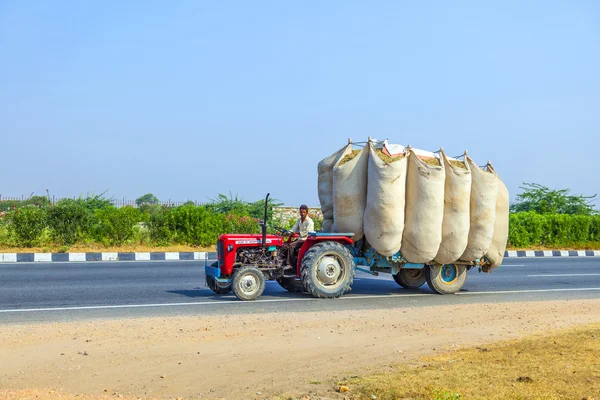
[46,199,92,245]
[4,206,47,247]
[168,205,226,247]
[313,217,323,231]
[224,214,260,235]
[94,206,141,246]
[0,219,13,246]
[508,212,600,248]
[147,206,176,245]
[75,192,113,213]
[590,215,600,242]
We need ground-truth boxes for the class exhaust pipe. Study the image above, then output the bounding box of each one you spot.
[262,193,270,249]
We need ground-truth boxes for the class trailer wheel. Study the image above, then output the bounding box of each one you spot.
[276,277,305,293]
[206,262,232,294]
[301,241,355,299]
[232,266,266,301]
[392,268,426,289]
[425,264,467,294]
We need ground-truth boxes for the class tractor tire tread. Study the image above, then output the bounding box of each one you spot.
[301,241,355,299]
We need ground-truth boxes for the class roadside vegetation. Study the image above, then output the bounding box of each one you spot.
[0,192,321,252]
[331,323,600,400]
[509,183,600,249]
[0,183,597,252]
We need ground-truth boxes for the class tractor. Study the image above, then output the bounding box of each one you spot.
[205,194,481,301]
[205,194,355,300]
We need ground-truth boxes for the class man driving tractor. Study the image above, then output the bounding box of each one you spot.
[286,204,314,266]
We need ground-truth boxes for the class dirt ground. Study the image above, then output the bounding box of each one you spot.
[1,299,599,400]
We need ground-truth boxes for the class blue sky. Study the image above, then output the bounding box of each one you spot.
[1,1,599,207]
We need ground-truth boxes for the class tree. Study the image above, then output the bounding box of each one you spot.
[135,193,159,207]
[510,182,597,215]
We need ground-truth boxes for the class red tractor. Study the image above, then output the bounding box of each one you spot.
[205,194,356,300]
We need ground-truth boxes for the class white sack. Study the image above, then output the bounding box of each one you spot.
[318,144,351,220]
[435,151,472,264]
[460,157,499,261]
[483,174,509,271]
[333,146,369,241]
[364,143,407,256]
[401,150,445,263]
[321,219,336,233]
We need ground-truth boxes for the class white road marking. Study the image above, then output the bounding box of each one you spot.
[456,288,600,295]
[1,287,600,314]
[527,274,600,277]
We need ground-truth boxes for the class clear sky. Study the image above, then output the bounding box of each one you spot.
[1,1,599,207]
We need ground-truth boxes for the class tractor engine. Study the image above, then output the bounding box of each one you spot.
[236,246,284,267]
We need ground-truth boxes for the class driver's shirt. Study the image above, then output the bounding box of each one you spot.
[291,216,314,240]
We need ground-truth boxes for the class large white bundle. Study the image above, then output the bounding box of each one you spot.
[483,172,509,271]
[435,151,472,264]
[401,149,445,263]
[460,157,499,261]
[318,144,351,220]
[333,146,369,240]
[321,219,336,233]
[364,143,407,256]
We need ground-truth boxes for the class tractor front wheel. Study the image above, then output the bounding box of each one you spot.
[301,241,355,299]
[425,264,467,294]
[392,268,426,289]
[232,266,266,301]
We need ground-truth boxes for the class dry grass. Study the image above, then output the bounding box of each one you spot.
[449,159,467,169]
[375,148,405,164]
[420,157,441,166]
[0,244,216,253]
[344,323,600,400]
[339,149,362,165]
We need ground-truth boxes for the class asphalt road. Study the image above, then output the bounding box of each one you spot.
[0,257,599,324]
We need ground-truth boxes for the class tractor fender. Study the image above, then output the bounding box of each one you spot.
[296,236,354,277]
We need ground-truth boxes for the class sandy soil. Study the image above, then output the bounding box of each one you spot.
[1,299,599,400]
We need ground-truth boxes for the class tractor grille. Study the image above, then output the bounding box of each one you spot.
[216,239,224,266]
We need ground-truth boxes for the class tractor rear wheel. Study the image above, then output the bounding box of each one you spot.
[206,262,232,294]
[276,277,305,292]
[301,241,355,299]
[425,264,467,294]
[392,268,426,289]
[232,266,266,301]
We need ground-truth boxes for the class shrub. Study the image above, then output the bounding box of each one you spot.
[46,199,92,245]
[75,192,113,212]
[508,212,600,248]
[0,219,12,247]
[5,206,47,247]
[590,215,600,242]
[169,205,226,247]
[225,214,260,234]
[147,206,176,245]
[94,206,141,246]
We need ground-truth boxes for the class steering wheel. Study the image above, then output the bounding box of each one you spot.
[274,226,292,236]
[274,226,299,243]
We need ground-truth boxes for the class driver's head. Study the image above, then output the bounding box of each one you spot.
[299,205,309,219]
